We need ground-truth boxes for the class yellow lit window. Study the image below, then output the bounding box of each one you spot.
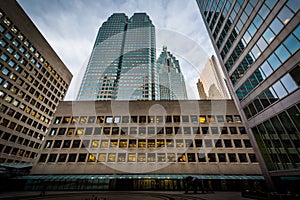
[80,116,87,124]
[101,140,108,148]
[137,153,146,162]
[71,117,78,124]
[178,153,186,162]
[31,110,36,116]
[88,154,96,162]
[108,153,116,162]
[36,113,41,119]
[98,153,106,162]
[25,107,31,113]
[91,140,99,148]
[128,153,136,162]
[199,116,206,123]
[118,153,126,162]
[67,128,75,135]
[76,128,84,135]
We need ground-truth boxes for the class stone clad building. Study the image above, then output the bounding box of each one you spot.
[30,100,262,190]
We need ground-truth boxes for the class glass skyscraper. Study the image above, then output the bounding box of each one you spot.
[157,46,187,100]
[197,0,300,192]
[77,13,158,100]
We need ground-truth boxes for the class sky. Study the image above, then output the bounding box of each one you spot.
[17,0,216,100]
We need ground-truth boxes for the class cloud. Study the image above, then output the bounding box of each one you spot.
[17,0,216,100]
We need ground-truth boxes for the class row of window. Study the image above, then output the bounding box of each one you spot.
[211,0,232,40]
[243,72,298,119]
[236,29,300,99]
[228,0,299,83]
[224,0,278,71]
[0,143,37,159]
[49,125,247,136]
[252,103,300,170]
[0,103,48,132]
[0,44,62,112]
[220,0,260,60]
[54,115,242,125]
[0,11,69,89]
[0,59,58,114]
[0,89,51,125]
[44,138,252,149]
[38,152,257,163]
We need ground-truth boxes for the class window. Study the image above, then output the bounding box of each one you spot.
[68,154,77,162]
[224,139,233,147]
[216,115,224,122]
[218,153,227,162]
[208,153,216,162]
[78,153,87,162]
[238,153,248,162]
[228,153,237,162]
[53,140,62,148]
[72,140,81,148]
[58,154,67,162]
[88,154,96,162]
[202,127,209,134]
[48,154,57,163]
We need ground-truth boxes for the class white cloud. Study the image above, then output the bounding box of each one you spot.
[17,0,216,100]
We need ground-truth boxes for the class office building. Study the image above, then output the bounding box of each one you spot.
[197,55,230,99]
[29,100,262,190]
[157,46,187,100]
[77,13,158,101]
[197,0,300,192]
[0,1,72,166]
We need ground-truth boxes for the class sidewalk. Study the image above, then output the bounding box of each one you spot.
[0,191,251,200]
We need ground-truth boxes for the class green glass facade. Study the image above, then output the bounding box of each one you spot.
[197,0,300,192]
[157,46,187,100]
[77,13,158,100]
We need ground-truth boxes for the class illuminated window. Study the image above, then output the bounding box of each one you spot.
[76,128,84,135]
[167,153,176,162]
[106,116,113,123]
[91,140,99,148]
[100,140,108,148]
[128,153,136,162]
[176,139,184,148]
[199,116,207,123]
[157,153,166,162]
[129,139,136,148]
[62,116,70,123]
[80,116,87,124]
[118,153,126,162]
[97,116,104,123]
[137,153,146,162]
[67,128,75,136]
[138,139,146,148]
[108,153,116,162]
[71,116,78,124]
[98,153,106,162]
[110,140,118,147]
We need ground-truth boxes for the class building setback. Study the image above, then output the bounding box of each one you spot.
[157,46,188,100]
[196,0,300,192]
[77,13,158,101]
[31,100,263,191]
[0,1,72,165]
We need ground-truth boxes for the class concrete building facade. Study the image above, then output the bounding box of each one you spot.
[0,1,72,165]
[30,100,263,190]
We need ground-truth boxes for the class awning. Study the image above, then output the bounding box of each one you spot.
[14,174,264,180]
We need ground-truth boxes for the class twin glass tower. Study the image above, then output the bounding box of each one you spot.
[77,13,187,101]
